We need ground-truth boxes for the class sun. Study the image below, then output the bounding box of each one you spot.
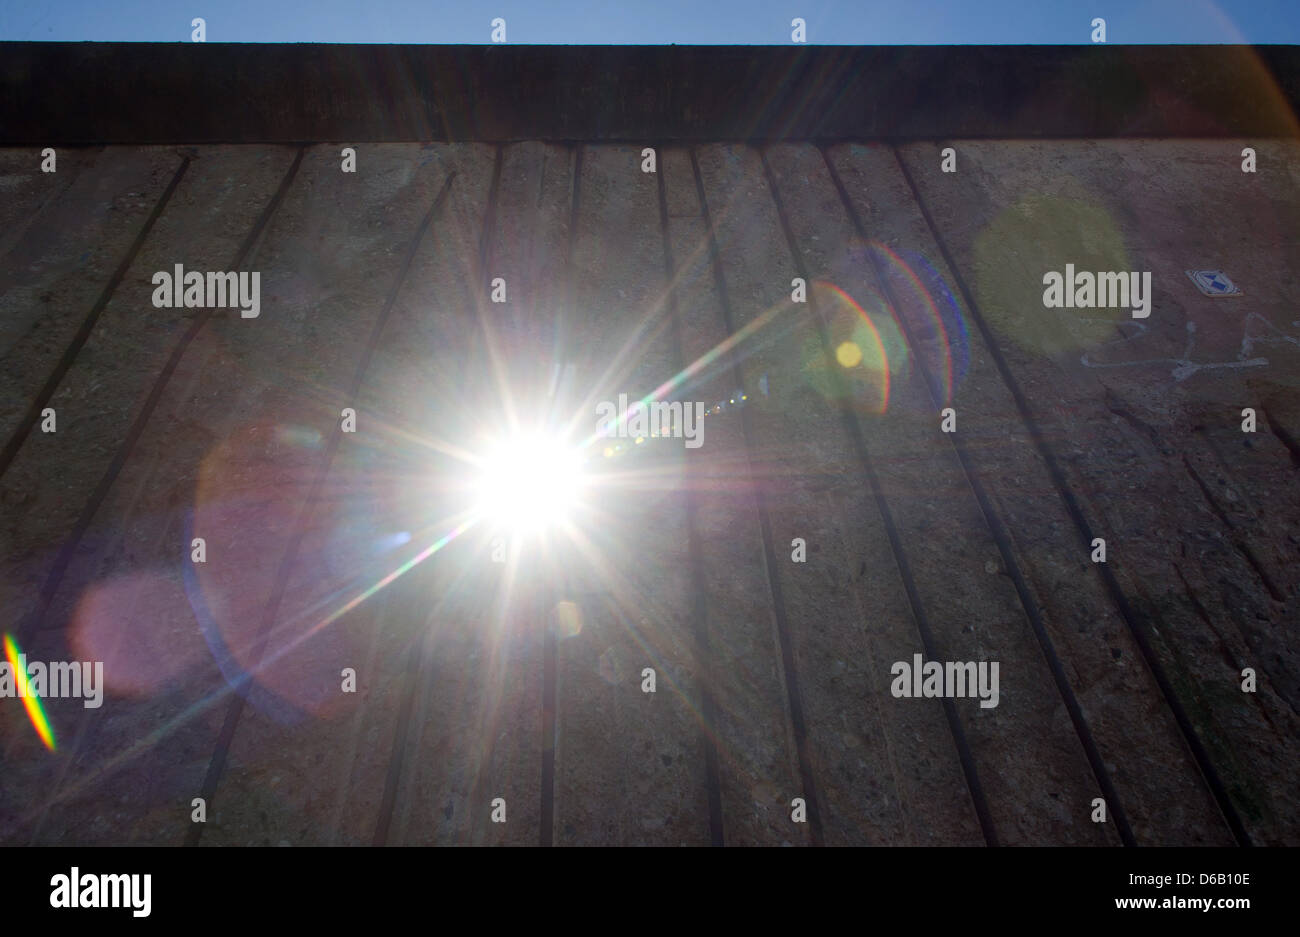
[473,432,586,534]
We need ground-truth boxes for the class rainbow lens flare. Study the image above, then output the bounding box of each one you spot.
[3,633,57,751]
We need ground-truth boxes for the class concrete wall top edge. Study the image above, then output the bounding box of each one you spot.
[2,43,1297,143]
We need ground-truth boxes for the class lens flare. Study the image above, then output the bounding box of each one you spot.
[805,281,892,414]
[973,190,1131,357]
[555,600,583,639]
[3,633,57,751]
[836,341,863,368]
[868,243,971,407]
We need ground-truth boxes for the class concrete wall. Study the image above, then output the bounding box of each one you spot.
[1,43,1298,847]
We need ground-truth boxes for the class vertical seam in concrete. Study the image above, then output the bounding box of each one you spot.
[540,143,581,847]
[478,149,504,298]
[0,152,192,483]
[689,146,824,846]
[372,585,440,845]
[461,144,509,845]
[891,143,1251,848]
[188,164,459,847]
[656,146,725,847]
[756,146,997,846]
[820,145,1136,847]
[373,363,479,860]
[22,145,307,643]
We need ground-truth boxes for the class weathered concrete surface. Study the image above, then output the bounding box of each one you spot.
[0,147,290,645]
[898,139,1300,844]
[388,142,550,846]
[524,144,704,845]
[660,147,820,846]
[0,147,175,455]
[825,142,1235,845]
[1,138,1297,847]
[194,144,492,846]
[3,45,1300,144]
[755,142,1115,845]
[0,145,299,843]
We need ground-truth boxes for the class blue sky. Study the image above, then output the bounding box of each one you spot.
[1,0,1297,44]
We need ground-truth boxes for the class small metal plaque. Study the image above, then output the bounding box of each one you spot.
[1185,270,1241,296]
